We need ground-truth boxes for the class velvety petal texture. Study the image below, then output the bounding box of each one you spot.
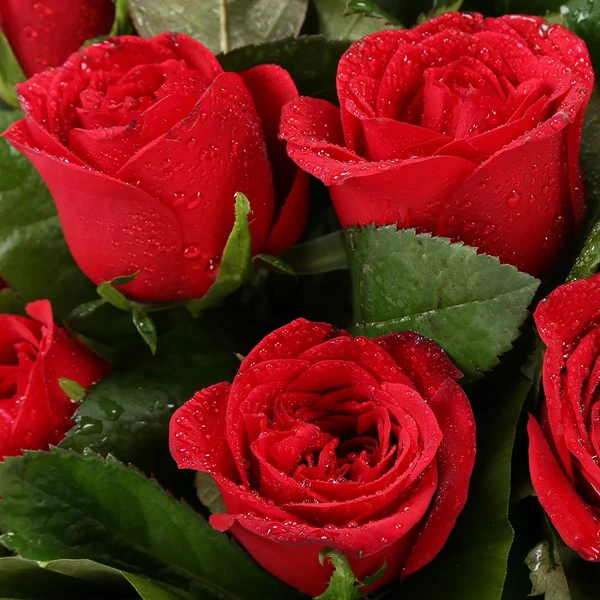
[529,274,600,561]
[170,319,476,596]
[280,12,594,277]
[0,300,110,458]
[0,0,115,77]
[2,33,309,302]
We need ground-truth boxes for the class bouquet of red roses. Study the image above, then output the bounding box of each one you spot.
[1,1,599,598]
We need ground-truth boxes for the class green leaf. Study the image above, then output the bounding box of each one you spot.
[0,554,200,599]
[564,1,600,69]
[110,0,133,36]
[187,193,254,316]
[0,31,24,109]
[0,287,26,315]
[129,0,309,54]
[313,0,400,41]
[417,0,463,23]
[218,35,350,99]
[282,231,348,275]
[96,281,134,311]
[122,574,195,600]
[194,472,227,515]
[315,550,363,600]
[254,254,296,276]
[345,227,539,379]
[400,362,534,600]
[0,556,118,599]
[525,541,570,599]
[131,310,157,355]
[58,378,87,402]
[60,320,239,473]
[345,0,400,22]
[0,449,299,600]
[0,111,96,317]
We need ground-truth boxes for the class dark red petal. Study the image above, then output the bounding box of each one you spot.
[170,383,238,480]
[0,0,114,77]
[376,331,462,399]
[117,71,275,259]
[528,416,600,560]
[240,65,299,204]
[403,380,476,577]
[261,168,310,255]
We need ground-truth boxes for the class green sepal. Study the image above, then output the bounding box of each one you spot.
[187,192,254,316]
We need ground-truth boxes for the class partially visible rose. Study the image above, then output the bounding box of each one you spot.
[529,273,600,560]
[0,300,110,458]
[280,12,594,277]
[3,34,309,302]
[170,319,476,596]
[0,0,115,77]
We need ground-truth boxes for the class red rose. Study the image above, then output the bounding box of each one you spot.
[0,0,115,77]
[280,13,594,277]
[0,300,110,458]
[529,274,600,561]
[170,319,476,596]
[3,34,309,302]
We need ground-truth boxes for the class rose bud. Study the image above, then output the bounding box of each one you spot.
[529,274,600,561]
[280,13,594,278]
[3,34,309,302]
[0,0,115,77]
[0,300,110,459]
[170,319,476,596]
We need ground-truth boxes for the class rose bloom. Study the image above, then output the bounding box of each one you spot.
[0,0,114,76]
[170,319,476,596]
[0,300,110,458]
[529,274,600,560]
[280,12,594,277]
[3,34,309,302]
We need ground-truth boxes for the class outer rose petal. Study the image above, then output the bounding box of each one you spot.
[239,65,309,253]
[211,466,438,597]
[4,300,110,457]
[528,416,600,560]
[376,331,462,398]
[436,128,571,277]
[403,380,476,577]
[534,274,600,349]
[3,132,188,302]
[0,0,114,77]
[169,383,238,481]
[117,71,275,261]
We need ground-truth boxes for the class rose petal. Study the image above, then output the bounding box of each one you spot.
[403,380,476,577]
[528,415,600,561]
[117,71,275,259]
